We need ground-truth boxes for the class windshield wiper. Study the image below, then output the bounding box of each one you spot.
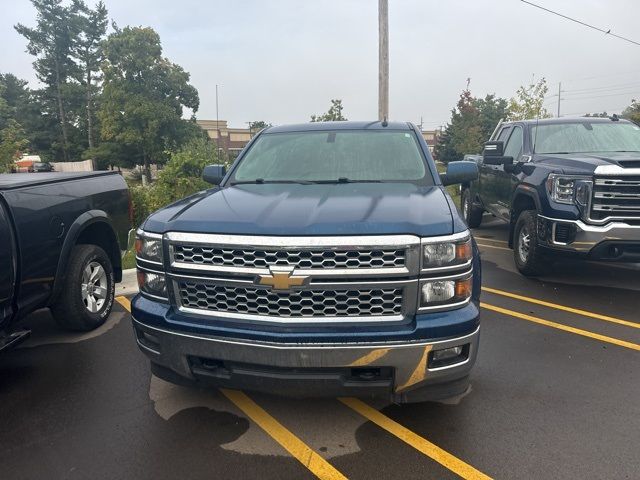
[229,179,315,186]
[310,178,385,184]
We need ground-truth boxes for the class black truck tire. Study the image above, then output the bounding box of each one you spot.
[51,244,115,331]
[461,189,483,228]
[513,210,550,277]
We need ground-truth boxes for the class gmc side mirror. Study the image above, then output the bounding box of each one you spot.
[441,161,479,186]
[483,141,514,166]
[203,164,227,185]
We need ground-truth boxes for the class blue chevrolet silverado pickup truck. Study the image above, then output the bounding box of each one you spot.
[132,121,481,403]
[462,116,640,276]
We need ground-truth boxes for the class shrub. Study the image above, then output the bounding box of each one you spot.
[129,137,222,227]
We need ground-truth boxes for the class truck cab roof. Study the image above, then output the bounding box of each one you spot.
[265,120,413,134]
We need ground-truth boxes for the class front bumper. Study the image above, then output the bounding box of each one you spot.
[538,215,640,261]
[132,315,480,403]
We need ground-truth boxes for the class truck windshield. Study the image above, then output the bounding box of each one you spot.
[531,121,640,154]
[231,130,431,184]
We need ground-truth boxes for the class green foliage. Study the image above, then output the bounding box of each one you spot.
[507,78,552,121]
[311,99,347,122]
[435,90,507,163]
[622,100,640,124]
[99,26,200,178]
[248,120,271,132]
[15,0,81,161]
[128,137,219,227]
[0,120,29,173]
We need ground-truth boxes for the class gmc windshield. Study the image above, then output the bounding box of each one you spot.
[531,121,640,154]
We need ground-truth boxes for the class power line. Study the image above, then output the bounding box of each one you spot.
[520,0,640,47]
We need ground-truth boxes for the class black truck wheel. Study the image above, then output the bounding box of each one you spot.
[461,189,483,228]
[513,210,550,277]
[52,244,115,331]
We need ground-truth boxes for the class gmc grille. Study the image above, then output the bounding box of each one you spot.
[591,176,640,221]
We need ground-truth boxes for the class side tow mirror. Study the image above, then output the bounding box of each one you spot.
[203,164,227,185]
[441,161,479,186]
[482,141,513,166]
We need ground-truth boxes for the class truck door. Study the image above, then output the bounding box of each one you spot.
[479,126,511,215]
[494,125,524,220]
[0,199,16,329]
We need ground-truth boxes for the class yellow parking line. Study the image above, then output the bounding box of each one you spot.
[481,302,640,351]
[116,296,131,312]
[474,237,508,244]
[221,389,347,480]
[339,397,492,480]
[476,243,511,251]
[483,287,639,329]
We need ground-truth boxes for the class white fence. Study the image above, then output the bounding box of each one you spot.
[51,159,95,172]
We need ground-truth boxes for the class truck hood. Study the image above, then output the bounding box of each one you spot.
[143,183,456,237]
[534,152,640,173]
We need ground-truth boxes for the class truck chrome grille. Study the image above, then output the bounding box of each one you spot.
[591,176,640,221]
[177,281,404,319]
[172,245,406,269]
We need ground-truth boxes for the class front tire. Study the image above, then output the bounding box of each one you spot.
[52,244,115,331]
[513,210,550,277]
[461,189,483,228]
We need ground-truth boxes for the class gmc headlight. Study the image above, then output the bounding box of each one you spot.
[546,174,592,205]
[135,230,163,263]
[419,275,472,310]
[137,270,168,300]
[421,232,472,271]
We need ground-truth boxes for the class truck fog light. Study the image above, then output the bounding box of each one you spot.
[422,280,455,303]
[429,344,469,368]
[137,270,167,298]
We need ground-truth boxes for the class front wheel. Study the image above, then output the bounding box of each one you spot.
[51,244,115,331]
[461,189,483,228]
[513,210,550,277]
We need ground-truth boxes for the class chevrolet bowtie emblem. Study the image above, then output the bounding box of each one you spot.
[258,267,309,291]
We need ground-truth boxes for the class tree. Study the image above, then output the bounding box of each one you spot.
[248,120,271,133]
[622,100,640,124]
[0,120,29,173]
[474,94,509,141]
[98,26,200,181]
[15,0,82,161]
[311,99,347,122]
[73,0,108,151]
[435,90,482,163]
[507,78,551,121]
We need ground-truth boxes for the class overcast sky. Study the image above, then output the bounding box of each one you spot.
[2,0,640,128]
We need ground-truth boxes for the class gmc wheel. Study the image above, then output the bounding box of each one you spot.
[461,189,483,228]
[513,210,550,276]
[51,244,115,331]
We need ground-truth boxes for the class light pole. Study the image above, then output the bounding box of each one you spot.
[378,0,389,121]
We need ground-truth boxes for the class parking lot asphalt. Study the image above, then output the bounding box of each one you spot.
[1,218,639,480]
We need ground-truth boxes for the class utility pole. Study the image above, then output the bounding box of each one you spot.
[557,82,561,117]
[215,84,222,155]
[378,0,389,121]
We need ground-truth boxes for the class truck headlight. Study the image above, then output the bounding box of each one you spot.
[135,230,163,263]
[419,275,472,310]
[421,233,472,270]
[137,270,168,300]
[546,174,592,205]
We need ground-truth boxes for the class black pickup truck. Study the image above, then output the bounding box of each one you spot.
[0,172,131,351]
[462,117,640,275]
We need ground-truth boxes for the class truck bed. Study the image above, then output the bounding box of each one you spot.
[0,171,120,190]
